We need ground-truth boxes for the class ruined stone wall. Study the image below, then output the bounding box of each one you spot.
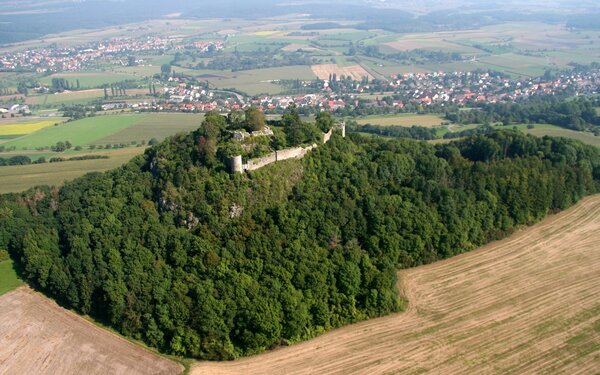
[275,147,304,161]
[246,153,277,171]
[230,123,345,173]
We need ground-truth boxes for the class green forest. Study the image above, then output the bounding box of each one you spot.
[444,96,600,131]
[1,117,600,360]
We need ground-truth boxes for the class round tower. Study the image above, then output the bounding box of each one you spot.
[230,155,243,173]
[341,122,346,138]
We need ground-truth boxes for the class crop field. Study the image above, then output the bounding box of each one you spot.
[26,88,151,107]
[0,119,64,137]
[374,22,600,76]
[311,63,373,81]
[25,89,106,106]
[193,194,600,374]
[193,66,317,95]
[1,115,143,150]
[0,113,210,193]
[40,72,138,88]
[355,114,446,127]
[0,287,182,375]
[386,37,481,54]
[0,147,144,194]
[93,113,204,145]
[515,124,600,147]
[477,53,551,77]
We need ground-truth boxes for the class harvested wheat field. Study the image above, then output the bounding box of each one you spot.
[0,287,182,375]
[311,63,373,81]
[193,195,600,375]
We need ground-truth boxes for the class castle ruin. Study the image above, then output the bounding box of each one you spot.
[230,122,345,174]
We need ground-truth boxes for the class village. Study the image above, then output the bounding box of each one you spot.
[0,36,223,72]
[110,66,599,115]
[322,67,600,106]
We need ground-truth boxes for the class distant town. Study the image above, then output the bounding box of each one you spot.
[98,67,599,115]
[0,37,223,72]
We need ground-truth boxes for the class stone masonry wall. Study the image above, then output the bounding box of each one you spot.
[231,123,345,173]
[246,153,277,171]
[275,147,304,161]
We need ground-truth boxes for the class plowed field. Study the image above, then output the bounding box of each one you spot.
[0,287,182,375]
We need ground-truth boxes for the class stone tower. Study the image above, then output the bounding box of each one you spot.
[230,155,243,173]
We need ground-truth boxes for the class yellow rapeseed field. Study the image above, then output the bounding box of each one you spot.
[254,30,280,36]
[0,121,58,136]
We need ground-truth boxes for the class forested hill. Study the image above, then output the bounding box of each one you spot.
[1,129,600,360]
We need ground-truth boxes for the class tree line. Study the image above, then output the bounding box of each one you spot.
[0,154,108,167]
[444,96,600,132]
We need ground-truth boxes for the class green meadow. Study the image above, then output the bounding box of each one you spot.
[0,260,23,296]
[2,115,143,150]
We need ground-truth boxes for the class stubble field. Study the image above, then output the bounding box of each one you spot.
[193,195,600,374]
[311,63,373,81]
[0,287,182,375]
[0,147,144,194]
[355,114,446,127]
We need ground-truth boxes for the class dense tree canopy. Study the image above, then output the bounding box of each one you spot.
[1,127,599,360]
[445,96,600,131]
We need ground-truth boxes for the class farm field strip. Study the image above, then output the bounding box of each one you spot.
[515,124,600,148]
[311,63,373,81]
[355,114,446,127]
[0,147,144,194]
[26,88,152,106]
[0,115,144,150]
[92,113,204,145]
[40,72,138,88]
[0,287,182,375]
[193,195,600,374]
[0,120,61,136]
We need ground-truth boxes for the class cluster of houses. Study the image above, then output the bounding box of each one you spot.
[160,78,347,113]
[114,92,347,114]
[337,69,600,106]
[174,41,224,53]
[0,37,222,73]
[0,104,30,115]
[111,67,599,115]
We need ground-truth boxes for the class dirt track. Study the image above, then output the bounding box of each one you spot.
[0,287,182,375]
[193,195,600,374]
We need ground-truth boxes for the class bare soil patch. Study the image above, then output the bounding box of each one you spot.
[0,287,182,375]
[193,195,600,374]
